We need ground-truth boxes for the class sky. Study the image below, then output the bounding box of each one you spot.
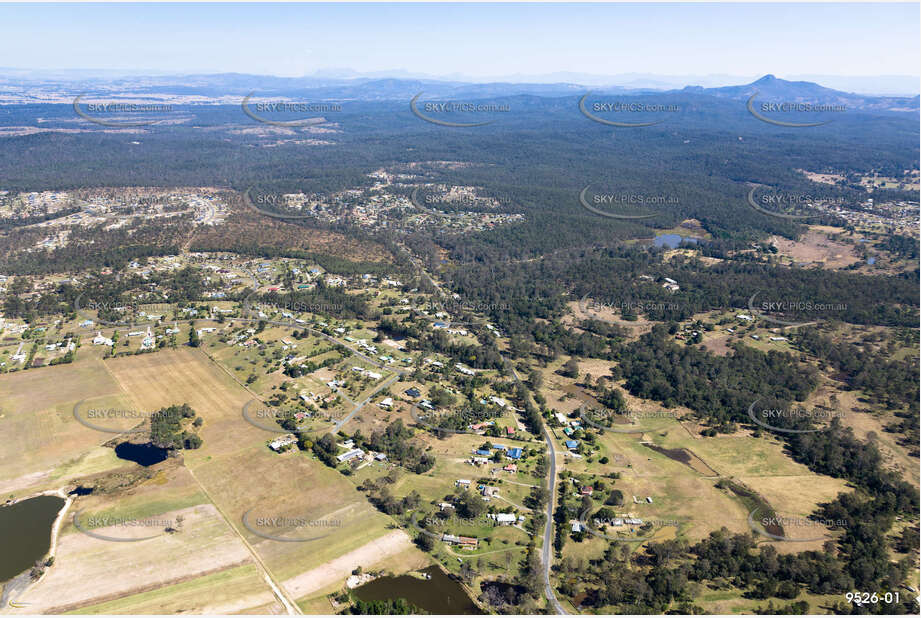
[0,3,918,80]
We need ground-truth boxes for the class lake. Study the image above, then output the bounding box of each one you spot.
[352,565,480,614]
[114,442,169,466]
[654,234,699,249]
[0,495,65,582]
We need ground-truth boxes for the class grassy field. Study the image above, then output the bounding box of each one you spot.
[102,348,414,580]
[66,564,277,615]
[0,358,132,495]
[11,462,271,614]
[5,347,428,614]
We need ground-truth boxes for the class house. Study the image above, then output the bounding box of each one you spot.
[336,448,365,463]
[564,440,579,451]
[470,457,489,465]
[489,513,516,525]
[507,447,523,460]
[455,363,475,376]
[442,534,478,548]
[366,371,383,380]
[482,486,499,498]
[571,521,583,533]
[141,326,155,350]
[581,486,594,496]
[11,343,26,364]
[646,496,654,503]
[736,314,754,321]
[502,463,518,473]
[79,319,95,328]
[505,426,515,436]
[405,387,421,399]
[269,434,297,452]
[474,449,492,457]
[455,479,471,488]
[555,412,568,425]
[93,331,113,346]
[379,397,394,409]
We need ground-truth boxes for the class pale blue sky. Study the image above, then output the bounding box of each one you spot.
[1,3,918,79]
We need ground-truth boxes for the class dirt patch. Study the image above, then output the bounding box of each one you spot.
[642,443,718,476]
[770,228,860,269]
[564,301,655,340]
[13,504,255,613]
[560,384,603,410]
[701,333,732,357]
[281,530,420,599]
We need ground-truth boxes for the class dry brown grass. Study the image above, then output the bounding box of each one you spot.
[770,227,860,268]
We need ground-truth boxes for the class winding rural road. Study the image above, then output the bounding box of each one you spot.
[540,425,564,614]
[75,248,570,613]
[404,247,568,614]
[505,361,567,615]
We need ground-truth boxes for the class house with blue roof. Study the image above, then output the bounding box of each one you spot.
[507,447,523,459]
[564,440,579,451]
[475,449,492,457]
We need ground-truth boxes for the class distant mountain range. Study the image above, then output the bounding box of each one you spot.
[682,74,919,112]
[2,67,918,95]
[0,71,917,112]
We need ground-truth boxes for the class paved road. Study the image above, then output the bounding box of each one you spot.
[333,373,400,432]
[405,250,568,614]
[504,360,567,615]
[540,422,565,614]
[77,252,570,613]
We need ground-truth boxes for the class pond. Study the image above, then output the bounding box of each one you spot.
[0,495,65,582]
[114,442,169,466]
[352,565,480,614]
[654,234,699,249]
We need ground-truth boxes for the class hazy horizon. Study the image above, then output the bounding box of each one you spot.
[0,3,918,95]
[1,66,918,97]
